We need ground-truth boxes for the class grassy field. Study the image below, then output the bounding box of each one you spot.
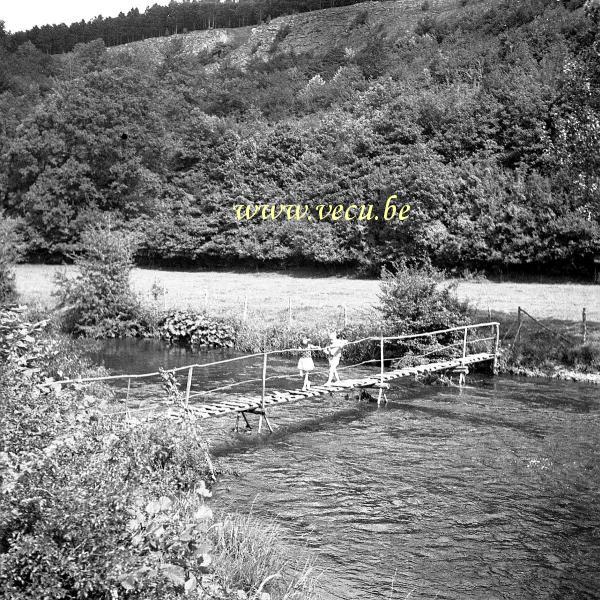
[14,264,600,328]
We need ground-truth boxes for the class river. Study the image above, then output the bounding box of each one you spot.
[93,339,600,600]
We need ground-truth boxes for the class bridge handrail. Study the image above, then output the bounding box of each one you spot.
[47,322,499,386]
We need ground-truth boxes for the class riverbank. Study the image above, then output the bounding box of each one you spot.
[503,365,600,385]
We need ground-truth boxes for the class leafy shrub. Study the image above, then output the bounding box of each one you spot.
[160,310,236,348]
[54,223,152,338]
[0,420,216,599]
[0,306,49,368]
[379,260,470,336]
[378,261,471,360]
[0,212,25,306]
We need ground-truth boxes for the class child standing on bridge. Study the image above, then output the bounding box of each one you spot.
[325,331,348,386]
[298,337,318,391]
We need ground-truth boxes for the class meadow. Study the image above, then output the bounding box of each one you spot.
[15,264,600,328]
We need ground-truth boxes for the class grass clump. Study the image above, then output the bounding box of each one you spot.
[562,342,600,371]
[211,513,320,599]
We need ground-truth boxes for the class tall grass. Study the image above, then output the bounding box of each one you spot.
[211,512,321,600]
[486,308,600,373]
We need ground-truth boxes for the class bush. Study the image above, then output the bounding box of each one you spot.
[378,260,470,336]
[54,223,151,337]
[0,420,216,599]
[160,311,236,348]
[0,212,25,306]
[378,260,471,360]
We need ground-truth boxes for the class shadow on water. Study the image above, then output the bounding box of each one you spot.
[210,403,376,458]
[388,401,548,439]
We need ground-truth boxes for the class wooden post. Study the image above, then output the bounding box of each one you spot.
[185,366,193,408]
[488,306,492,321]
[378,333,386,405]
[259,350,267,433]
[582,307,587,344]
[493,323,500,374]
[515,306,522,346]
[243,295,248,322]
[204,290,208,310]
[288,297,292,327]
[125,377,131,415]
[462,326,468,360]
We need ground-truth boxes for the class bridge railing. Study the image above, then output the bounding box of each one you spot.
[46,322,499,417]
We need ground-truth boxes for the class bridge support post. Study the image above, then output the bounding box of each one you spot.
[493,322,500,375]
[378,333,388,404]
[257,350,273,433]
[185,366,193,408]
[235,411,252,432]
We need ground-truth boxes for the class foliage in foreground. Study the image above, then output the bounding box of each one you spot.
[0,307,320,600]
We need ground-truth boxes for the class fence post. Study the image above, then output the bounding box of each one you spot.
[582,307,587,344]
[288,297,292,327]
[515,306,522,346]
[259,350,267,433]
[462,326,468,360]
[185,366,193,408]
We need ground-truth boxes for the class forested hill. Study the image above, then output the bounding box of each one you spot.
[1,0,599,276]
[6,0,398,54]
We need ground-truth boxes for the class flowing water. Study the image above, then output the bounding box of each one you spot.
[94,339,600,600]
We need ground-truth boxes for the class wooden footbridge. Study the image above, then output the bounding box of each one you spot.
[50,322,500,432]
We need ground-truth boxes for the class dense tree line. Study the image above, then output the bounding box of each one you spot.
[0,0,599,276]
[5,0,367,54]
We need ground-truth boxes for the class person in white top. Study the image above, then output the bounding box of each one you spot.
[324,330,347,385]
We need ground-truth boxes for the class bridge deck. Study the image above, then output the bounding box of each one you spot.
[168,352,495,421]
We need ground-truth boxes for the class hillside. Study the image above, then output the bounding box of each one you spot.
[108,0,489,68]
[0,0,599,276]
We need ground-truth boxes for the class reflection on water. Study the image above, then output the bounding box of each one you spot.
[93,339,600,600]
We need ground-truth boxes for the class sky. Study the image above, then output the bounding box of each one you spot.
[2,1,155,33]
